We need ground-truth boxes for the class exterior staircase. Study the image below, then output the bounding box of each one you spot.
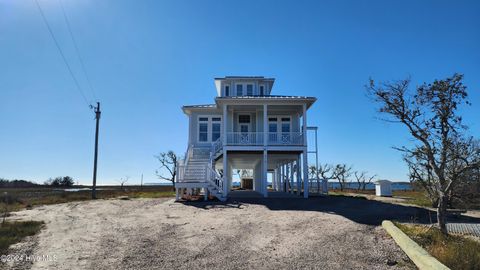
[176,146,226,201]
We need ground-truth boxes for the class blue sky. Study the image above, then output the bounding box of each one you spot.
[1,0,479,185]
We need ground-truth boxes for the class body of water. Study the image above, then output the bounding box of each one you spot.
[327,182,412,191]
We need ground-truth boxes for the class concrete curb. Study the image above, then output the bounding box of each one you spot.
[382,220,450,270]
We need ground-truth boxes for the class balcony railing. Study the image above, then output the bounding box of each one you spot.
[225,132,304,146]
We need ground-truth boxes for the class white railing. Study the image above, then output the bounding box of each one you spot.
[176,164,206,183]
[225,132,303,146]
[267,132,303,145]
[177,163,224,194]
[206,166,223,193]
[226,132,263,145]
[184,144,193,166]
[211,137,223,156]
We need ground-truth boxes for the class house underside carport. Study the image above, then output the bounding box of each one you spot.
[213,150,308,198]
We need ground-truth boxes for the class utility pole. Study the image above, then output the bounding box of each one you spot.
[92,102,101,199]
[140,173,143,189]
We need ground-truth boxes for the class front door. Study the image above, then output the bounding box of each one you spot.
[268,117,278,143]
[268,117,291,144]
[238,115,251,144]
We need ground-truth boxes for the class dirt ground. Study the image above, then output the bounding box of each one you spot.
[2,196,422,270]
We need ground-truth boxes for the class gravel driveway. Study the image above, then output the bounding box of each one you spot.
[5,196,415,270]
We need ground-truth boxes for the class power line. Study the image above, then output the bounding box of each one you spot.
[34,0,92,108]
[58,0,98,102]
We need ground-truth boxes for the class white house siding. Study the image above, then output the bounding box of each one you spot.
[188,110,222,148]
[188,108,300,147]
[179,76,316,200]
[218,79,274,97]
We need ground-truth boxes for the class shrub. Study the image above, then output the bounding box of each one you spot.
[0,221,44,254]
[44,176,75,187]
[396,223,480,270]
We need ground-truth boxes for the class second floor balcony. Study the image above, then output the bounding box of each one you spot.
[223,132,304,146]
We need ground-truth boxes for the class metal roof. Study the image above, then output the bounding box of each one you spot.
[182,95,317,114]
[216,95,316,100]
[182,104,216,109]
[214,76,275,80]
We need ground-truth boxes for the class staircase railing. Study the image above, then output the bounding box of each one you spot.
[176,144,194,183]
[184,144,193,167]
[206,165,223,195]
[211,137,223,157]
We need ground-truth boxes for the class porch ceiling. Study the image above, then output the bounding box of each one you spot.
[216,96,316,110]
[226,104,304,113]
[216,152,300,170]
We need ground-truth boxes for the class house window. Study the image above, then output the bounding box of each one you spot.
[246,84,253,95]
[236,84,243,96]
[259,85,265,95]
[281,118,291,133]
[269,123,277,133]
[238,115,251,134]
[199,121,208,142]
[212,118,221,141]
[239,115,250,123]
[198,116,222,142]
[268,117,277,132]
[225,85,230,96]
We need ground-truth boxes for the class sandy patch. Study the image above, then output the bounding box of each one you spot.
[3,198,413,269]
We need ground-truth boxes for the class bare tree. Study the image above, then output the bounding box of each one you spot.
[308,165,318,179]
[354,171,376,191]
[155,151,178,190]
[332,164,352,191]
[354,171,366,191]
[117,176,129,191]
[318,163,335,180]
[309,163,336,193]
[367,73,480,234]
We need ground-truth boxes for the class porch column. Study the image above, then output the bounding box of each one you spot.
[272,169,276,190]
[302,103,309,198]
[296,156,301,196]
[264,104,268,197]
[222,104,228,197]
[303,151,309,198]
[290,162,294,194]
[223,104,228,145]
[263,104,268,146]
[223,150,228,196]
[263,150,268,197]
[280,164,284,192]
[285,163,292,193]
[278,165,281,192]
[276,166,281,191]
[302,103,307,146]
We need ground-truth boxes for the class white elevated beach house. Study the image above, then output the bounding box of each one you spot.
[176,76,317,201]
